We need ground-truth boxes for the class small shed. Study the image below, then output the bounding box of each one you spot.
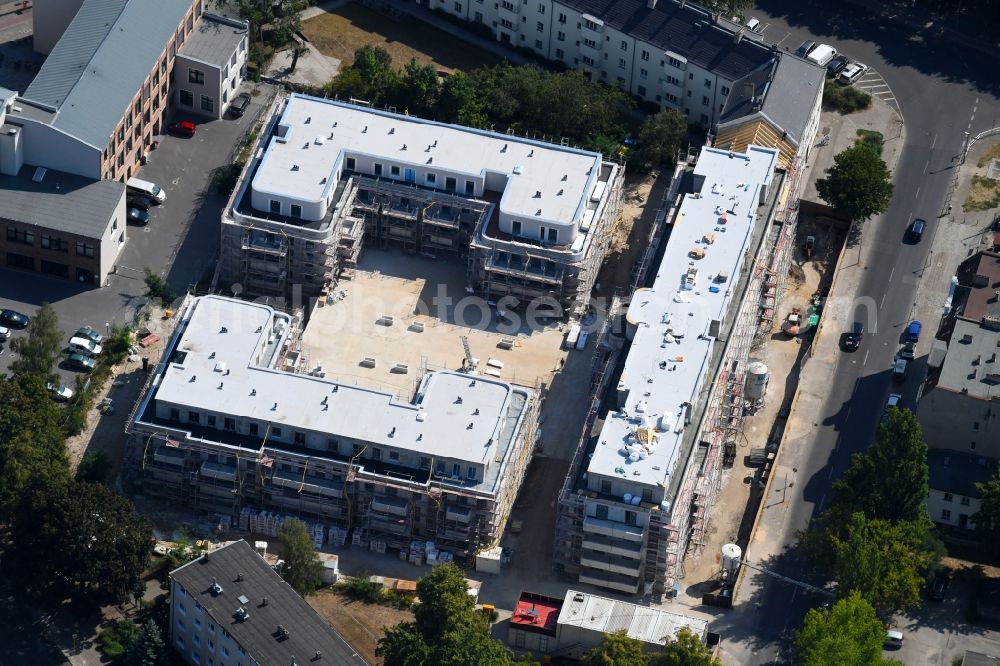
[318,553,339,584]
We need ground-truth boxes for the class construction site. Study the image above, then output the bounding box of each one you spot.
[124,294,540,565]
[215,93,625,321]
[552,145,803,599]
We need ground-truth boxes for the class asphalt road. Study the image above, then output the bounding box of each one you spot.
[725,0,1000,662]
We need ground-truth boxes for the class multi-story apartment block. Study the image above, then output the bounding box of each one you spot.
[175,13,249,120]
[554,144,780,595]
[126,294,538,559]
[426,0,776,127]
[918,250,1000,458]
[216,93,624,316]
[926,450,997,531]
[169,539,364,665]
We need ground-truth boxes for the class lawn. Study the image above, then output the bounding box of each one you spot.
[301,3,501,73]
[308,588,412,665]
[976,140,1000,168]
[964,175,1000,212]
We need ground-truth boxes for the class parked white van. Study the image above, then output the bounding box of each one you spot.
[745,17,760,32]
[806,44,838,68]
[126,177,166,204]
[69,336,103,356]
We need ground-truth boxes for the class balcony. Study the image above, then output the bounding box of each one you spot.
[272,471,343,499]
[578,568,641,594]
[582,516,645,542]
[200,462,237,482]
[445,505,472,524]
[582,533,643,558]
[498,1,520,20]
[372,496,410,517]
[154,446,186,466]
[580,549,643,576]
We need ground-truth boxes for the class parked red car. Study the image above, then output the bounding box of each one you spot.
[168,120,197,137]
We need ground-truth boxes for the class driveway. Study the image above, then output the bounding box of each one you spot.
[0,84,276,381]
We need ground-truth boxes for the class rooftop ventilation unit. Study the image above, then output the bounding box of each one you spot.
[235,606,249,621]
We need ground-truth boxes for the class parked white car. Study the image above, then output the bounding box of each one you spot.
[68,336,103,356]
[46,382,75,402]
[838,62,868,85]
[0,325,9,341]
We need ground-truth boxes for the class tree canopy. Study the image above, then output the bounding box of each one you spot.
[975,468,1000,545]
[816,143,894,223]
[829,408,929,524]
[7,479,152,604]
[278,518,325,596]
[9,302,62,382]
[326,48,639,155]
[584,627,720,666]
[795,592,898,666]
[0,376,70,521]
[635,110,688,169]
[377,563,512,666]
[124,619,169,666]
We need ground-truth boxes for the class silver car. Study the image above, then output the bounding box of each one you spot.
[838,62,868,85]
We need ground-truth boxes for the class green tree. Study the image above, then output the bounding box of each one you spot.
[342,45,400,105]
[398,58,440,116]
[635,109,688,169]
[143,268,173,302]
[650,627,720,666]
[278,518,324,595]
[795,592,895,666]
[584,630,647,666]
[702,0,755,15]
[0,376,70,522]
[823,512,936,615]
[124,620,168,666]
[437,72,485,127]
[828,408,929,524]
[975,468,1000,545]
[377,563,512,666]
[9,303,62,381]
[816,143,894,223]
[7,479,152,604]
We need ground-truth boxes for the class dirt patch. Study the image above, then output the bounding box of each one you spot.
[965,175,1000,212]
[596,170,662,296]
[975,141,1000,168]
[302,3,501,73]
[308,589,413,665]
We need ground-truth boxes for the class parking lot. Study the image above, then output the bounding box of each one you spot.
[0,84,276,382]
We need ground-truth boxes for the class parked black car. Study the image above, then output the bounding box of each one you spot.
[928,571,950,601]
[844,322,864,351]
[827,54,850,77]
[0,309,29,328]
[127,206,150,225]
[229,92,251,118]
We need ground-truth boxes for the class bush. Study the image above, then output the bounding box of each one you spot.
[212,164,243,196]
[143,269,172,302]
[77,451,111,484]
[98,619,139,662]
[823,84,872,114]
[856,129,884,156]
[341,574,379,601]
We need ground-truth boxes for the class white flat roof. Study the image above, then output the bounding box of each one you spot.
[253,94,603,228]
[557,590,708,645]
[152,295,524,468]
[587,146,778,489]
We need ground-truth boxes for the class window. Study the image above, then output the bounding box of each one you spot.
[620,40,627,51]
[595,504,609,520]
[668,56,682,68]
[468,466,477,480]
[249,422,258,436]
[557,31,565,41]
[272,427,282,438]
[501,0,514,9]
[600,479,611,494]
[639,68,648,79]
[345,157,356,170]
[943,493,953,502]
[557,12,566,23]
[537,21,544,32]
[372,448,382,460]
[625,510,637,525]
[374,163,383,176]
[666,75,680,86]
[224,418,235,431]
[583,37,597,49]
[269,200,280,214]
[452,463,461,477]
[583,18,599,30]
[426,172,436,185]
[500,18,513,29]
[445,176,457,191]
[702,95,710,105]
[207,415,217,427]
[75,241,94,257]
[689,72,694,80]
[454,1,462,10]
[465,180,475,195]
[170,408,180,420]
[387,450,399,462]
[188,68,205,84]
[474,10,482,21]
[637,85,646,96]
[188,411,199,424]
[721,85,730,96]
[547,228,557,243]
[180,90,193,106]
[704,78,712,88]
[6,228,33,245]
[538,3,544,12]
[961,497,971,506]
[511,220,522,235]
[555,47,564,58]
[582,55,595,66]
[941,509,952,520]
[290,204,302,218]
[641,49,649,61]
[618,57,626,69]
[419,457,431,470]
[201,95,214,113]
[294,432,305,444]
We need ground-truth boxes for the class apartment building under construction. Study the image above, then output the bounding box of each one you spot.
[216,93,624,318]
[553,145,782,596]
[125,294,538,559]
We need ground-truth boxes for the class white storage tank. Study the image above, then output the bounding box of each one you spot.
[746,361,769,401]
[721,543,742,577]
